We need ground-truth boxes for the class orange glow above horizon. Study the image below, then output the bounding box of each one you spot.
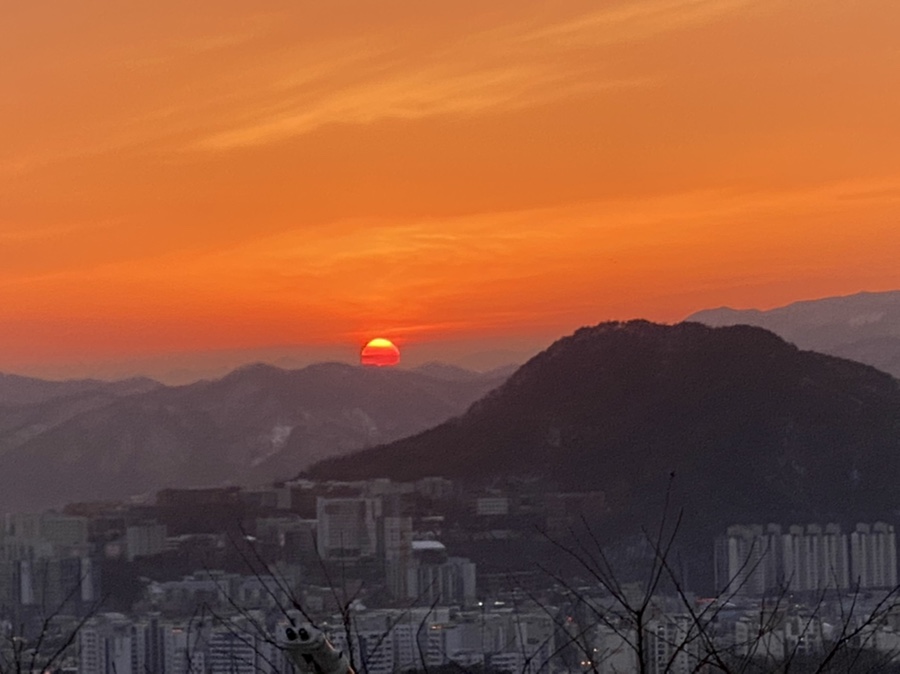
[3,1,900,378]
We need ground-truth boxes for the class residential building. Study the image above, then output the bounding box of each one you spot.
[851,522,898,589]
[315,497,381,560]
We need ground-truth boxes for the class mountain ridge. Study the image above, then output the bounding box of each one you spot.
[306,321,900,538]
[688,289,900,377]
[0,362,508,512]
[0,372,162,406]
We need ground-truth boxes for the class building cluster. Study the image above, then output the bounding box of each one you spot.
[572,591,900,674]
[332,605,556,674]
[312,494,476,605]
[715,522,898,595]
[0,512,99,621]
[4,481,900,672]
[74,603,558,674]
[0,477,604,671]
[78,611,284,674]
[74,594,900,674]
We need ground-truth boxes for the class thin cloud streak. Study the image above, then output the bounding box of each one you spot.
[6,173,896,318]
[195,66,646,151]
[190,0,753,151]
[524,0,762,46]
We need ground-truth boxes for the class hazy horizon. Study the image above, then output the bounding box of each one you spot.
[0,333,549,384]
[4,286,899,383]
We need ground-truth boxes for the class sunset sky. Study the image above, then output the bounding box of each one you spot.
[3,0,900,381]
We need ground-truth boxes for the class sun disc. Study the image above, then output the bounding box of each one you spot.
[360,337,400,367]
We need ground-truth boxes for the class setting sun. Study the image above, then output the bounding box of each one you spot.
[360,338,401,367]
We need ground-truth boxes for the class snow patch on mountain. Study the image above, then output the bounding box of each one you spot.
[251,423,295,467]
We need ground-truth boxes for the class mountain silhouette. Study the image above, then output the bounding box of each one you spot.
[307,321,900,538]
[0,372,161,406]
[688,290,900,378]
[0,363,507,512]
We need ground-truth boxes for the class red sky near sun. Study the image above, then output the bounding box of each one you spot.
[3,1,900,380]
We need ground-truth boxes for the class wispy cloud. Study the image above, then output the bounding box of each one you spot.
[134,173,900,295]
[191,0,756,151]
[523,0,760,46]
[195,63,643,151]
[2,0,759,166]
[2,172,899,350]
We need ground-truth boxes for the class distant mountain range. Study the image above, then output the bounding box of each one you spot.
[0,364,509,512]
[688,290,900,378]
[8,297,900,538]
[0,373,161,406]
[307,321,900,539]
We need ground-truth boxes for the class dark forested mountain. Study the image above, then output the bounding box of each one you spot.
[0,363,507,512]
[688,290,900,378]
[307,321,900,538]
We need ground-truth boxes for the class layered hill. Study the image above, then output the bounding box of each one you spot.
[0,363,508,512]
[307,321,900,537]
[0,372,161,406]
[688,290,900,378]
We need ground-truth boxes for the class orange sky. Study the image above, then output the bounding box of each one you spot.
[3,0,900,381]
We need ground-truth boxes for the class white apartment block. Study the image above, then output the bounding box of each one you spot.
[715,524,770,595]
[78,615,135,674]
[163,625,206,674]
[851,522,898,589]
[781,523,849,591]
[206,628,282,674]
[365,631,395,674]
[716,522,892,595]
[644,615,702,674]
